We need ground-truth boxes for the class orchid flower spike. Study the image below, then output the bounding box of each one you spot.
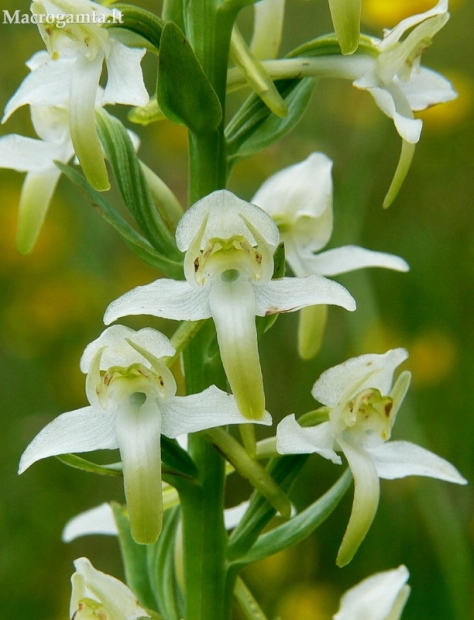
[19,325,269,544]
[334,565,410,620]
[2,0,149,191]
[277,348,467,566]
[104,190,356,421]
[253,153,408,357]
[70,557,153,619]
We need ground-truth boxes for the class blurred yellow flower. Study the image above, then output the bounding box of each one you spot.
[362,0,463,28]
[277,583,339,620]
[408,329,457,388]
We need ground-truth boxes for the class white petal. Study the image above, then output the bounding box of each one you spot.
[312,349,408,407]
[379,0,448,51]
[254,274,356,315]
[80,325,175,373]
[30,104,71,144]
[103,40,149,106]
[276,415,340,464]
[371,441,467,484]
[334,565,410,620]
[72,557,151,619]
[2,57,73,122]
[252,152,334,253]
[115,399,163,544]
[0,135,66,171]
[399,67,457,111]
[209,279,266,420]
[336,438,380,566]
[161,385,271,438]
[104,279,211,325]
[358,82,422,143]
[176,189,280,252]
[19,407,118,474]
[62,503,117,542]
[26,50,51,72]
[297,245,409,277]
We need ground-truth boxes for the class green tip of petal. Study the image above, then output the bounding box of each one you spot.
[383,141,416,208]
[297,305,328,361]
[328,0,361,56]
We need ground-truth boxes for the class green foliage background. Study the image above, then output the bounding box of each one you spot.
[0,0,473,618]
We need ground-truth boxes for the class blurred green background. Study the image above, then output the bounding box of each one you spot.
[0,0,473,618]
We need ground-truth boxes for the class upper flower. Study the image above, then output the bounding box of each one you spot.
[70,557,152,620]
[104,190,356,420]
[252,153,409,278]
[2,0,149,191]
[354,0,453,145]
[252,153,408,357]
[19,325,269,544]
[333,565,410,620]
[276,348,467,566]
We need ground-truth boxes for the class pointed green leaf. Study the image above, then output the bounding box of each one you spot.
[234,577,269,620]
[207,428,292,519]
[56,162,184,279]
[226,78,316,166]
[105,4,165,51]
[146,507,183,619]
[158,22,223,133]
[236,469,352,566]
[56,454,122,476]
[95,108,181,260]
[227,454,308,561]
[161,436,198,481]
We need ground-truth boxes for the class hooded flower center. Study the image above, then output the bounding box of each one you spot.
[73,598,110,620]
[192,235,267,286]
[32,1,111,61]
[337,388,394,449]
[97,362,174,410]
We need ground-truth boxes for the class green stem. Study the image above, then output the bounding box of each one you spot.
[185,0,237,203]
[178,4,240,618]
[179,330,230,620]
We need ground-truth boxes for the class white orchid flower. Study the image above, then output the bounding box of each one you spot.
[2,0,149,191]
[252,153,408,357]
[104,190,356,421]
[0,52,74,254]
[19,325,270,544]
[276,348,467,566]
[70,557,153,619]
[231,0,455,205]
[353,0,454,205]
[354,0,452,143]
[334,565,410,620]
